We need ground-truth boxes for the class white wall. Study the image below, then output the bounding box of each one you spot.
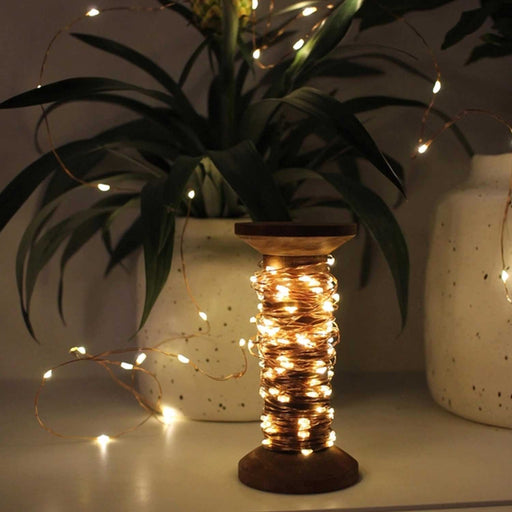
[0,0,511,379]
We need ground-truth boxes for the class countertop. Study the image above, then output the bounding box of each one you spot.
[1,373,511,512]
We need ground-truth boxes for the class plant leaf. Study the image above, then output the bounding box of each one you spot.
[282,0,363,92]
[105,218,144,275]
[322,172,409,327]
[139,156,202,329]
[57,194,137,320]
[71,33,203,128]
[257,87,405,194]
[208,141,290,221]
[0,77,175,109]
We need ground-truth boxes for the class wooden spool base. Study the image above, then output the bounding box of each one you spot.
[238,446,359,494]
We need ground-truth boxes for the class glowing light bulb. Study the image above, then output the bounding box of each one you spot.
[262,439,271,446]
[312,286,323,294]
[293,39,305,51]
[332,293,340,303]
[177,354,190,364]
[302,6,317,16]
[277,394,290,403]
[327,255,335,266]
[96,434,110,445]
[433,80,441,94]
[161,406,181,424]
[36,84,42,89]
[284,306,298,314]
[417,143,429,154]
[250,275,257,283]
[501,270,509,283]
[239,338,247,347]
[252,0,258,9]
[43,369,52,380]
[97,183,110,192]
[69,346,86,355]
[250,316,257,323]
[301,448,313,456]
[86,8,100,17]
[198,311,208,321]
[135,353,147,365]
[252,48,261,60]
[120,362,134,370]
[322,301,334,312]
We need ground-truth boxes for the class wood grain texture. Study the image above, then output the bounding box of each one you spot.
[238,446,359,494]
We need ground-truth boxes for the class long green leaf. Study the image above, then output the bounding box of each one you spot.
[0,77,175,109]
[247,87,404,194]
[282,0,363,92]
[71,33,203,128]
[105,217,144,276]
[57,194,138,320]
[322,172,409,327]
[208,141,290,221]
[0,140,105,232]
[139,156,202,329]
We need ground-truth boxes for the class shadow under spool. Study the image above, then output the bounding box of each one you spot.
[234,222,359,494]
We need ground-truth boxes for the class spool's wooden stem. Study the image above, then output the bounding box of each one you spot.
[235,222,359,494]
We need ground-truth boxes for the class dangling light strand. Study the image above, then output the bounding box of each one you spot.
[250,257,340,453]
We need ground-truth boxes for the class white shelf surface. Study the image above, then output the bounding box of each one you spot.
[1,373,511,512]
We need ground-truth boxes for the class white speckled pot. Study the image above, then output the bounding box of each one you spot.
[425,153,512,428]
[136,218,261,421]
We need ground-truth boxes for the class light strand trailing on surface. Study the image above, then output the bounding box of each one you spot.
[251,256,339,455]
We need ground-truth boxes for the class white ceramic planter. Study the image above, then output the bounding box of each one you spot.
[136,218,261,421]
[425,153,512,428]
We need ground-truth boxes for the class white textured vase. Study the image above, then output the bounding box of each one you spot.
[425,153,512,428]
[136,218,261,421]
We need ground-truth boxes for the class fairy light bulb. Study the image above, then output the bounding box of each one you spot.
[43,369,52,380]
[417,143,430,154]
[120,362,134,370]
[97,183,110,192]
[302,7,317,16]
[198,311,208,321]
[161,406,180,424]
[293,39,305,51]
[69,346,86,355]
[501,269,509,283]
[327,255,335,266]
[96,434,110,445]
[252,0,258,9]
[86,7,100,17]
[177,354,190,364]
[135,352,147,365]
[432,80,442,94]
[301,448,313,456]
[252,48,261,60]
[187,189,195,199]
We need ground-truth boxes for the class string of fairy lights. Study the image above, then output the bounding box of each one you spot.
[28,0,512,444]
[249,256,340,454]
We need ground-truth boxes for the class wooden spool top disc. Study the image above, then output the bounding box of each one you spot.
[234,222,357,256]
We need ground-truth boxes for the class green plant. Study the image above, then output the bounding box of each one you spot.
[0,0,412,339]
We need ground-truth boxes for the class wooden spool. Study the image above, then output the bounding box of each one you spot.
[234,222,359,494]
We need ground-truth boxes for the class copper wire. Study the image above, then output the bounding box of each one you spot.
[251,256,339,453]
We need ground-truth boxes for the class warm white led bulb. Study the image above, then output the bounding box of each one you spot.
[86,7,100,17]
[252,48,261,60]
[302,6,317,16]
[135,352,147,365]
[187,189,195,199]
[161,406,181,424]
[432,80,442,94]
[293,39,305,51]
[120,362,134,370]
[327,255,335,266]
[97,183,110,192]
[417,143,429,154]
[239,338,247,347]
[198,311,208,321]
[96,434,110,445]
[501,269,509,283]
[252,0,258,9]
[69,346,86,355]
[177,354,190,364]
[43,369,52,380]
[301,448,313,456]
